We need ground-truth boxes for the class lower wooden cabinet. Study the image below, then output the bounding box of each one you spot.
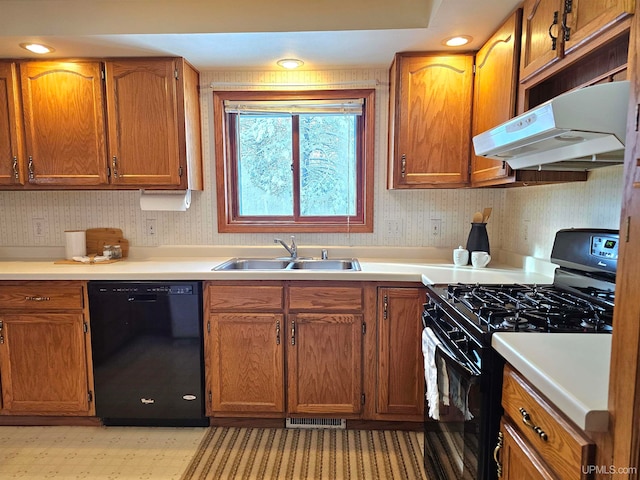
[494,364,594,479]
[0,281,95,416]
[375,287,424,421]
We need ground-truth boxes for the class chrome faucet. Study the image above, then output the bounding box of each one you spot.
[274,236,297,259]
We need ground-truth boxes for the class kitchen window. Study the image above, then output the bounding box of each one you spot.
[213,89,375,233]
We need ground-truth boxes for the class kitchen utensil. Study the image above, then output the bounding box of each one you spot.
[482,207,492,223]
[453,246,469,266]
[85,228,129,257]
[471,251,491,268]
[472,211,483,223]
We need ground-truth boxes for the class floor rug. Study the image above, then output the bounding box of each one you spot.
[181,427,427,480]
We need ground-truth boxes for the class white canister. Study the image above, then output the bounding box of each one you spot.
[453,246,469,266]
[64,230,86,260]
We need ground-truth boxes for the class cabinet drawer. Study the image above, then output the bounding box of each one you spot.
[288,286,363,311]
[502,364,594,480]
[207,285,284,311]
[0,282,85,310]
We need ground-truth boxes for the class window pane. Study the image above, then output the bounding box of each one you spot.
[237,115,293,216]
[299,115,357,216]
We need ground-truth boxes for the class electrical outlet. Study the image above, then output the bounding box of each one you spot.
[33,217,47,237]
[386,220,402,237]
[146,219,157,236]
[523,220,530,242]
[431,219,442,237]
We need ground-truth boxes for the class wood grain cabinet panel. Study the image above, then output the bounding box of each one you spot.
[0,281,94,416]
[520,0,565,82]
[498,419,557,480]
[375,287,424,420]
[0,62,24,186]
[105,59,181,187]
[497,364,594,480]
[388,53,473,188]
[19,61,108,186]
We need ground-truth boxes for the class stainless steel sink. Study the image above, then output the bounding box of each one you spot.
[213,258,292,270]
[213,257,361,271]
[288,259,361,270]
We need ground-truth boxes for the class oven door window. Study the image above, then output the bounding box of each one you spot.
[424,342,481,480]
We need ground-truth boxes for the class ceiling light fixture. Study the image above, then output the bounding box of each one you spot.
[277,58,304,69]
[19,43,55,54]
[443,36,472,47]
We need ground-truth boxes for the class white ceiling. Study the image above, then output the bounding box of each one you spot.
[0,0,522,70]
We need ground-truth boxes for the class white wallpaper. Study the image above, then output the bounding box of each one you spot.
[0,68,625,261]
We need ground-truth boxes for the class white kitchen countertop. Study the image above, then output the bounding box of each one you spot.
[492,332,611,432]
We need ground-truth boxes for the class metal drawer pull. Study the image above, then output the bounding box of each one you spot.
[548,11,559,51]
[25,296,51,302]
[494,431,503,478]
[276,320,281,345]
[519,407,548,441]
[12,156,19,179]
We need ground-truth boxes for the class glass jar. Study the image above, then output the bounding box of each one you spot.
[103,245,112,259]
[112,245,122,259]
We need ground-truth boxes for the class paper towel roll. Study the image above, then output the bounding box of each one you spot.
[65,230,86,260]
[139,190,191,211]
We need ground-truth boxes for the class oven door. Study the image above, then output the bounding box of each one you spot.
[424,326,483,480]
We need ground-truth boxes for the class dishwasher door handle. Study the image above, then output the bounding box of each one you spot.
[128,294,158,302]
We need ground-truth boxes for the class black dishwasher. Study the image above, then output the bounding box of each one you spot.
[88,281,208,427]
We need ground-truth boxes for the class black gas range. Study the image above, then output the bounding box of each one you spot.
[421,228,618,480]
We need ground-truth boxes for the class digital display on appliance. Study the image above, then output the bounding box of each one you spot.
[604,239,616,249]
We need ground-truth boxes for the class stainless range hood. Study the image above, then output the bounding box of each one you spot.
[472,81,630,171]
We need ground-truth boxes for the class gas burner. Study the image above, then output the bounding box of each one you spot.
[500,315,530,330]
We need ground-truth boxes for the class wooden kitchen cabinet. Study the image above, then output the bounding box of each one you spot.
[0,281,95,416]
[204,282,365,418]
[19,61,108,186]
[471,9,521,186]
[0,62,24,186]
[375,287,424,421]
[520,0,633,83]
[494,364,594,480]
[388,52,473,189]
[104,58,203,189]
[287,285,364,415]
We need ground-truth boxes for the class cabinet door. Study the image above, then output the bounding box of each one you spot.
[287,313,362,415]
[0,63,24,186]
[498,420,557,480]
[376,287,424,419]
[105,59,182,187]
[207,313,284,415]
[563,0,634,55]
[0,313,92,415]
[471,10,521,186]
[20,61,108,186]
[389,53,473,188]
[520,0,565,82]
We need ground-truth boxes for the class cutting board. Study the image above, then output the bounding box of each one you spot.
[85,228,129,257]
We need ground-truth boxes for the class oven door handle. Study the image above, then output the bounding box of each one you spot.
[436,343,481,378]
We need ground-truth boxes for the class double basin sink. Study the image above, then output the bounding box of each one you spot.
[213,257,361,271]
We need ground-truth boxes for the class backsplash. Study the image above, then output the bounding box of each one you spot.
[0,68,625,262]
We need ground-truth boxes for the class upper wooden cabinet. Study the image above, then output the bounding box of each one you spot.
[471,10,522,186]
[520,0,634,84]
[0,63,24,186]
[388,53,473,189]
[1,57,202,190]
[105,58,202,189]
[20,61,108,186]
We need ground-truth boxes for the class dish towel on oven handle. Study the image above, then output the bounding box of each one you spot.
[422,327,450,420]
[448,365,474,420]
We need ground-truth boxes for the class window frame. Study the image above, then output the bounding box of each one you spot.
[213,89,375,233]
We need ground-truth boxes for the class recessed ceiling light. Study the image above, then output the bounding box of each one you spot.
[443,36,472,47]
[19,43,55,54]
[277,58,304,69]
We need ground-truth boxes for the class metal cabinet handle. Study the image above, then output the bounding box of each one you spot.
[28,156,35,180]
[494,431,503,478]
[519,407,548,441]
[401,154,406,178]
[12,156,19,179]
[548,11,559,51]
[0,320,4,344]
[25,296,50,302]
[383,294,389,320]
[291,321,296,346]
[276,320,281,345]
[112,156,118,178]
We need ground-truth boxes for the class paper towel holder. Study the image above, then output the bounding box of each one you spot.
[139,189,192,211]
